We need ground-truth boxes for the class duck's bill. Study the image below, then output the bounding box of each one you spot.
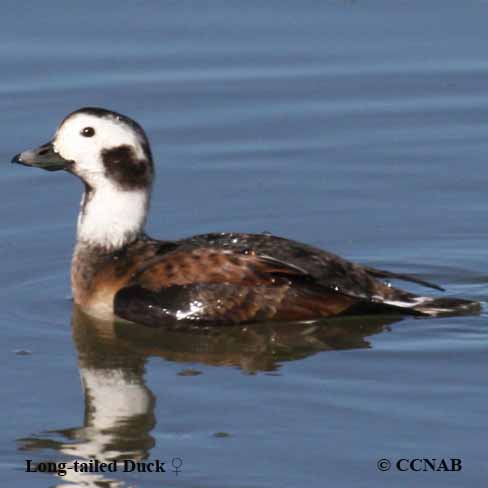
[11,141,72,171]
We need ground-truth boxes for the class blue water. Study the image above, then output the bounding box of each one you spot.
[1,1,488,487]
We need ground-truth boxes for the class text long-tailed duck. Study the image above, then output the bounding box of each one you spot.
[12,107,479,326]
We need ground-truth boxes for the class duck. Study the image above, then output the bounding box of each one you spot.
[11,107,479,327]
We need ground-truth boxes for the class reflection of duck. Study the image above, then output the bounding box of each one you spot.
[18,307,401,486]
[12,107,480,326]
[112,309,401,373]
[18,308,156,487]
[69,309,156,461]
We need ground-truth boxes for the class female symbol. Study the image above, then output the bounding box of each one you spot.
[172,457,183,475]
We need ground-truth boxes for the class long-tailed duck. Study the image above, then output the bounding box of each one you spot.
[11,107,479,326]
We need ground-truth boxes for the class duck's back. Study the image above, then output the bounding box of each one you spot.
[110,232,478,327]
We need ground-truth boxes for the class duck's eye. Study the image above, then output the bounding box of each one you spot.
[81,127,95,137]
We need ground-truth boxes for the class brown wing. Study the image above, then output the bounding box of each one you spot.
[128,248,312,290]
[175,232,443,300]
[114,248,360,327]
[115,283,360,328]
[114,243,453,327]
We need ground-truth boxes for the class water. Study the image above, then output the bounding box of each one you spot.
[1,1,488,486]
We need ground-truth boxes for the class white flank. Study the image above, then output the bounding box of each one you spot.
[175,300,205,320]
[382,296,432,309]
[383,296,450,316]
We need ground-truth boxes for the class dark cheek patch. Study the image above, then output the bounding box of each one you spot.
[101,144,153,190]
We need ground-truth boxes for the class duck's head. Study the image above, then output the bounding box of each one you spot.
[13,108,155,250]
[12,107,154,191]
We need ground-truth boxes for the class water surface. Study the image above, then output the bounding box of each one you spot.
[1,1,488,487]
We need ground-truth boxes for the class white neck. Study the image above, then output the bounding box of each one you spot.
[77,182,149,250]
